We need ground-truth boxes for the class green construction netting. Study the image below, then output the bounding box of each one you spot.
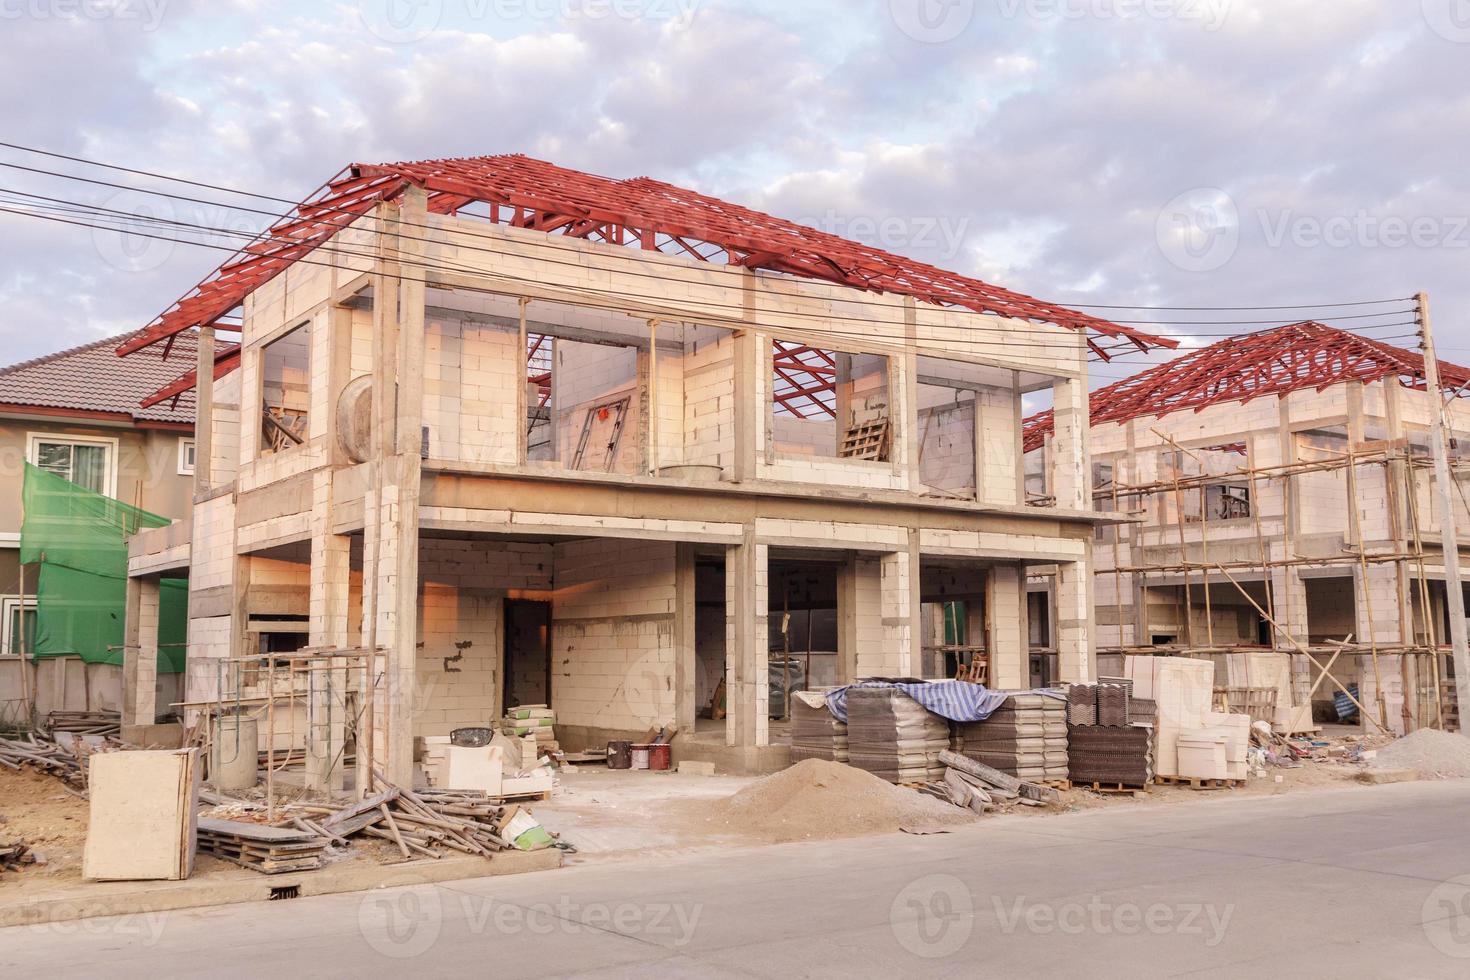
[19,463,187,672]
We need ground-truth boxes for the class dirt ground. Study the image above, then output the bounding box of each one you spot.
[0,766,405,899]
[533,751,1381,866]
[0,733,1427,891]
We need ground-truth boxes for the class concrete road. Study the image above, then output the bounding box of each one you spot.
[7,780,1470,978]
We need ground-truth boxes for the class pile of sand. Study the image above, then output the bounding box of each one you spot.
[1372,729,1470,778]
[695,758,975,843]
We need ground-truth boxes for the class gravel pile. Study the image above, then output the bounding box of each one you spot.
[701,759,975,843]
[1372,729,1470,778]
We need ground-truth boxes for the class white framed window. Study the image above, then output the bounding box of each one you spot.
[26,433,119,497]
[0,596,37,658]
[178,438,197,476]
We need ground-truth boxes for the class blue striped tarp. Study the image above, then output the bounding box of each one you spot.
[822,680,1063,724]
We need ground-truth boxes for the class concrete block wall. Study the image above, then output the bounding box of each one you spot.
[551,538,677,733]
[988,565,1026,688]
[410,538,553,737]
[677,325,736,471]
[210,369,242,487]
[422,315,521,466]
[917,397,976,495]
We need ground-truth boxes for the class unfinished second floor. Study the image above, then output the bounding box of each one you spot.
[176,177,1133,529]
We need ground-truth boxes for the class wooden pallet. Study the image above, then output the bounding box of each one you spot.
[1154,775,1241,791]
[839,418,891,460]
[1084,782,1149,795]
[487,790,552,804]
[196,818,327,874]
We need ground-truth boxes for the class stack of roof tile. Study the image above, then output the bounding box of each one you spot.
[952,693,1067,783]
[1067,684,1097,726]
[846,687,949,783]
[1096,683,1130,727]
[1066,724,1155,788]
[789,691,849,763]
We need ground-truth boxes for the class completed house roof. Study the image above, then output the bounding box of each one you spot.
[1022,321,1470,452]
[0,329,213,426]
[122,153,1178,407]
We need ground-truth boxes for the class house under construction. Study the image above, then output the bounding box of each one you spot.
[1024,320,1468,735]
[116,154,1176,787]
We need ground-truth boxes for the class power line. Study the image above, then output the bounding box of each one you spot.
[0,173,1419,371]
[0,142,1420,329]
[0,200,1184,362]
[0,192,1428,377]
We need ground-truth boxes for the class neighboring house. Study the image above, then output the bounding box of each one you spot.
[0,330,199,720]
[1024,321,1468,735]
[120,153,1174,783]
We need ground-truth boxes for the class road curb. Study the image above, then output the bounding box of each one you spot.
[0,849,563,928]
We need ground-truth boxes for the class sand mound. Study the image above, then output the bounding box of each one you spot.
[697,759,975,843]
[1372,729,1470,778]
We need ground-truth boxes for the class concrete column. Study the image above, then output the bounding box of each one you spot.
[123,577,146,726]
[724,532,768,747]
[674,543,697,735]
[1051,373,1091,511]
[1056,559,1094,682]
[121,577,162,727]
[194,325,214,493]
[988,565,1027,689]
[836,559,856,685]
[307,472,351,791]
[360,191,426,790]
[851,555,884,677]
[880,549,914,676]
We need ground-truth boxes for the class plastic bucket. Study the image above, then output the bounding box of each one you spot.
[607,740,633,769]
[631,744,652,770]
[647,743,672,771]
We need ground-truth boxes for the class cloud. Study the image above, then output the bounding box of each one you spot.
[1,0,1468,371]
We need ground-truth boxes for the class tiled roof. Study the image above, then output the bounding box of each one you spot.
[0,329,202,425]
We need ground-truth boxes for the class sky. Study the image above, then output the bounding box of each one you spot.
[2,0,1469,389]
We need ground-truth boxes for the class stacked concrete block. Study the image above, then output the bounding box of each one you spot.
[553,538,677,733]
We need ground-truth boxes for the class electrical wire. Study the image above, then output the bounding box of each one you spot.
[0,143,1423,332]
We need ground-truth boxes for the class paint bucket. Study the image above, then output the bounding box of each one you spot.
[647,743,672,772]
[631,744,652,770]
[607,740,633,770]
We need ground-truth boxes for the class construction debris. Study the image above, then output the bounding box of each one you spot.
[0,731,112,790]
[0,839,38,874]
[45,711,122,739]
[926,749,1060,811]
[501,705,558,756]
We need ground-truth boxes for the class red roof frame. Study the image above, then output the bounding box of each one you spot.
[1021,321,1470,452]
[124,154,1175,407]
